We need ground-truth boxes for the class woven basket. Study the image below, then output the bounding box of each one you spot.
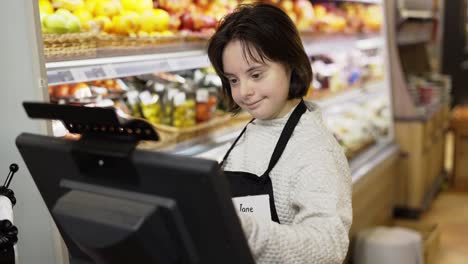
[183,31,213,43]
[43,33,97,60]
[138,112,251,151]
[151,112,234,143]
[97,33,184,50]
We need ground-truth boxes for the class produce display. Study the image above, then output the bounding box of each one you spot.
[49,67,222,128]
[48,65,390,160]
[307,48,384,100]
[325,95,391,157]
[39,0,382,37]
[43,0,391,161]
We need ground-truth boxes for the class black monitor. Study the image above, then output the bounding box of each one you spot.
[16,103,254,264]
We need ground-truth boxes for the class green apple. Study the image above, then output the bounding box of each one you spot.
[66,15,81,33]
[44,13,68,34]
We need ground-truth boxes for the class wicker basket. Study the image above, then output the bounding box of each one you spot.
[151,112,235,143]
[97,33,185,53]
[138,112,251,151]
[42,33,97,60]
[183,31,213,43]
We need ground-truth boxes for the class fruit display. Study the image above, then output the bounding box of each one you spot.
[38,0,382,37]
[49,78,124,99]
[39,0,174,36]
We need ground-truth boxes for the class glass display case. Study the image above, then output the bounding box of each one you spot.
[36,0,395,182]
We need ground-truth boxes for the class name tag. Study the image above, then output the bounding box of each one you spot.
[232,194,271,221]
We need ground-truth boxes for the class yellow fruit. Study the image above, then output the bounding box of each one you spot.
[93,15,112,32]
[121,0,152,13]
[112,12,140,35]
[39,0,54,14]
[52,0,84,12]
[73,8,93,30]
[94,0,121,18]
[314,5,327,18]
[153,9,170,32]
[140,10,158,33]
[84,0,99,14]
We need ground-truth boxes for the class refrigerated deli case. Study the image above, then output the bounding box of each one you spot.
[34,0,399,261]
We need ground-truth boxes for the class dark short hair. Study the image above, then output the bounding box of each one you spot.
[207,3,312,112]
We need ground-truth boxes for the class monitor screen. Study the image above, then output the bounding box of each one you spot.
[16,133,254,264]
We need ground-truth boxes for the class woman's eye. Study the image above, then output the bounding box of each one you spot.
[251,73,261,79]
[229,79,238,85]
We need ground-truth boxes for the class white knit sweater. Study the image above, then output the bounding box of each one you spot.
[222,101,352,264]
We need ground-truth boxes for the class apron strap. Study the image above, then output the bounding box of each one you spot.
[219,118,255,167]
[263,100,307,175]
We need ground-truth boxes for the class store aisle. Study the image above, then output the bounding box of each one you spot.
[419,189,468,263]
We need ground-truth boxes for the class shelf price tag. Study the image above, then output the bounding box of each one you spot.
[83,67,107,80]
[102,65,117,79]
[47,70,75,85]
[168,56,208,72]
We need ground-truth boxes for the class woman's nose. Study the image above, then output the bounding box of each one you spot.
[239,81,254,98]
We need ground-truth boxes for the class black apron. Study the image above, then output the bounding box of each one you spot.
[220,100,307,223]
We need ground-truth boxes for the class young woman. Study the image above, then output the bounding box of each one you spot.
[207,3,352,264]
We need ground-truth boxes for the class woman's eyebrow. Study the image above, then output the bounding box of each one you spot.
[223,72,236,78]
[245,65,265,74]
[223,65,266,77]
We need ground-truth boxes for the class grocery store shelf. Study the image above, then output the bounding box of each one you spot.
[46,35,384,86]
[314,80,385,110]
[303,35,383,55]
[46,50,209,86]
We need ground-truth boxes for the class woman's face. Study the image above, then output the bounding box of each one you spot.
[222,40,298,120]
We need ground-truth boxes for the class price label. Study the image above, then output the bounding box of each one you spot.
[83,67,106,80]
[102,65,117,78]
[47,70,75,84]
[168,56,208,71]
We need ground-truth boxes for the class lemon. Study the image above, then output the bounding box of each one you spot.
[94,0,121,18]
[153,8,170,32]
[140,9,157,33]
[39,0,54,14]
[73,8,93,30]
[52,0,84,12]
[94,15,112,33]
[112,12,140,35]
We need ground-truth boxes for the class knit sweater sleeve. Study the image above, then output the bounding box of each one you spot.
[238,146,352,264]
